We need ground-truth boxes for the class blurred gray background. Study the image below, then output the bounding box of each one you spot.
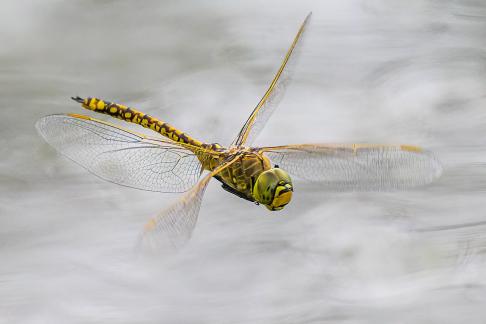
[1,0,486,323]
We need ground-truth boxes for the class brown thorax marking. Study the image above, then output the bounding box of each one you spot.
[211,148,271,201]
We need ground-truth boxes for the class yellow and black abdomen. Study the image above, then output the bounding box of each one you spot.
[72,96,204,148]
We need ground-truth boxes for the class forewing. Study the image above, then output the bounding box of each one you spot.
[36,114,210,192]
[137,157,238,252]
[232,13,311,147]
[261,144,442,190]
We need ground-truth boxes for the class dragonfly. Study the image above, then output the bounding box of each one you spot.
[36,13,442,251]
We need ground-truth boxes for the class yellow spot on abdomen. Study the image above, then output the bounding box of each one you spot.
[109,107,117,114]
[89,98,98,109]
[97,101,106,110]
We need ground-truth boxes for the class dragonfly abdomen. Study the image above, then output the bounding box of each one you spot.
[72,96,203,147]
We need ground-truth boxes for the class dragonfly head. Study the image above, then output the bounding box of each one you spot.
[253,168,293,211]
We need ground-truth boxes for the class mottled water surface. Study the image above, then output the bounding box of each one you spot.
[1,1,486,323]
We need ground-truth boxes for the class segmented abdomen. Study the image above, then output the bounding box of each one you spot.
[73,96,203,147]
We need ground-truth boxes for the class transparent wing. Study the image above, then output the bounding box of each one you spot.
[36,114,216,192]
[261,144,442,190]
[232,12,311,147]
[137,157,238,253]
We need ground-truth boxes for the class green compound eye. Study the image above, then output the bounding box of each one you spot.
[253,168,293,211]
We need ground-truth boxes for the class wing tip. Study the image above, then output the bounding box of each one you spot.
[34,116,47,139]
[400,145,423,153]
[304,12,312,25]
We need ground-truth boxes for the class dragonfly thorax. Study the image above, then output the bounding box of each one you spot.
[212,147,294,211]
[211,150,273,202]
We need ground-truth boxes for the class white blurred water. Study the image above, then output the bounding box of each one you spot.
[1,1,486,323]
